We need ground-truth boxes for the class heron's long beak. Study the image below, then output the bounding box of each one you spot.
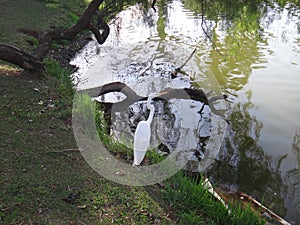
[156,91,168,97]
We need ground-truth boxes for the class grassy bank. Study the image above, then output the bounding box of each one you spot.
[0,71,173,224]
[0,0,266,224]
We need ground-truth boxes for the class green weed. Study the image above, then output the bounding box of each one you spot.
[159,171,266,225]
[43,57,74,119]
[65,12,80,27]
[44,57,74,95]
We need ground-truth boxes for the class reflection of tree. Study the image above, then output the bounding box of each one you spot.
[100,0,149,18]
[182,0,299,94]
[183,0,298,30]
[210,8,265,93]
[180,0,300,221]
[207,98,286,217]
[157,0,168,40]
[175,0,265,95]
[208,32,264,94]
[283,131,300,221]
[183,0,265,31]
[292,131,300,165]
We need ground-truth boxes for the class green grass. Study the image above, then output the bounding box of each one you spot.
[0,67,173,225]
[159,172,266,224]
[44,57,74,99]
[0,0,87,53]
[0,73,81,224]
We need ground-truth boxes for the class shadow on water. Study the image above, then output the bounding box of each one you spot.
[72,0,300,222]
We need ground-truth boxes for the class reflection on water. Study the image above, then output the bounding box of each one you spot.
[71,0,300,223]
[209,99,287,217]
[111,99,216,172]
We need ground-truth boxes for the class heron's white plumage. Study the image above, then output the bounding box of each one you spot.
[133,93,159,166]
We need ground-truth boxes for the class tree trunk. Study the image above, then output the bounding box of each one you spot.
[33,0,108,60]
[79,82,228,120]
[79,82,210,111]
[0,44,44,72]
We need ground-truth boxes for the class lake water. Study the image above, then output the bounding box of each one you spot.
[71,0,300,223]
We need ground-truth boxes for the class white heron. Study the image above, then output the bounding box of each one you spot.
[133,92,165,166]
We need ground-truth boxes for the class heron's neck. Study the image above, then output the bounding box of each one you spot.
[147,104,155,123]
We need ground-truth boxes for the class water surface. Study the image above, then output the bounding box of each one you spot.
[71,0,300,222]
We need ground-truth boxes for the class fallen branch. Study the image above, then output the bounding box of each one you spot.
[172,47,197,78]
[215,185,291,225]
[82,82,209,104]
[79,82,228,120]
